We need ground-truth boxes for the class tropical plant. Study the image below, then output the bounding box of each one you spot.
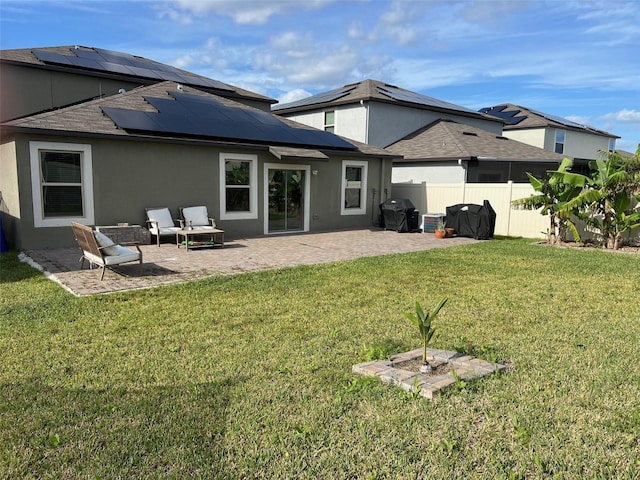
[559,145,640,249]
[511,158,584,244]
[403,298,448,369]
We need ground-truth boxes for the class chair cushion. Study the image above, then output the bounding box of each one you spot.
[158,226,181,235]
[147,208,175,228]
[103,245,141,265]
[182,206,209,226]
[94,230,120,256]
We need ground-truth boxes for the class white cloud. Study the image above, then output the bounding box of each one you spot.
[278,88,312,104]
[600,109,640,123]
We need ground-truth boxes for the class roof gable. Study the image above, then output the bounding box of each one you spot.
[386,119,566,161]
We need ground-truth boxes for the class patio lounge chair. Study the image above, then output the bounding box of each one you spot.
[179,206,217,230]
[145,207,181,246]
[71,222,143,280]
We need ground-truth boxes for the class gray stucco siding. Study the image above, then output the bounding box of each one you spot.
[3,133,391,249]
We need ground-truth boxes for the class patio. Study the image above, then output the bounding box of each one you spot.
[20,228,479,296]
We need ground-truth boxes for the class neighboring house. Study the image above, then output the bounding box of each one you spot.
[274,79,569,184]
[386,119,565,184]
[479,103,619,173]
[273,79,505,149]
[0,47,398,250]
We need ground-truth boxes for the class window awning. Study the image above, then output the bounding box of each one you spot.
[268,146,329,162]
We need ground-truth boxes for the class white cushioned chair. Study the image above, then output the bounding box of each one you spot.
[146,207,181,246]
[71,222,143,280]
[180,206,216,230]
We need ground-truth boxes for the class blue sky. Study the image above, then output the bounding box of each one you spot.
[1,0,639,151]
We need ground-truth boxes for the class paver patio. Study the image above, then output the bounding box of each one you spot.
[20,228,479,296]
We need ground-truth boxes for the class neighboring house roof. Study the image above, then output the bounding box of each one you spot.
[1,81,397,158]
[385,119,567,162]
[479,103,619,139]
[273,79,501,124]
[0,45,276,105]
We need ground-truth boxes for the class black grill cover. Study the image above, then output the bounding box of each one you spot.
[379,198,419,232]
[445,200,496,239]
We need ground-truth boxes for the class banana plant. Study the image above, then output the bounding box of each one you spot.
[403,298,448,371]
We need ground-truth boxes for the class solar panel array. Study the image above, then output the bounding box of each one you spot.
[271,85,357,110]
[32,47,234,91]
[101,91,357,150]
[377,85,480,114]
[479,106,527,125]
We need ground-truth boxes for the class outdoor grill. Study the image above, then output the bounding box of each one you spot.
[445,200,496,240]
[379,198,420,233]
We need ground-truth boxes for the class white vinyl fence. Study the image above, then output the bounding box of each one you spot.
[391,182,548,239]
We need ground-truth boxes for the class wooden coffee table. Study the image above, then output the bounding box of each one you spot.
[176,228,225,251]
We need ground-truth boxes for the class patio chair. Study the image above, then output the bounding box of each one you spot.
[179,206,217,230]
[145,207,181,246]
[71,222,143,280]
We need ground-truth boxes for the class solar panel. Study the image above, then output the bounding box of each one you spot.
[102,90,357,150]
[377,85,480,114]
[479,106,527,125]
[272,85,356,110]
[31,47,234,92]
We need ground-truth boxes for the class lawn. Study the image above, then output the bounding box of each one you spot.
[1,238,639,479]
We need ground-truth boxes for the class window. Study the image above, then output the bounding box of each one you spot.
[554,129,565,154]
[29,141,94,227]
[324,111,335,133]
[341,160,368,215]
[219,153,258,220]
[608,138,616,151]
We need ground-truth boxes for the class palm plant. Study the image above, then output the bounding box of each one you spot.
[559,146,640,249]
[403,298,448,372]
[511,158,584,244]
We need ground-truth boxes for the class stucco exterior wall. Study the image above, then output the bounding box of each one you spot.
[6,133,392,249]
[0,63,142,122]
[0,139,21,247]
[367,102,503,148]
[501,128,546,149]
[503,127,612,161]
[278,102,503,149]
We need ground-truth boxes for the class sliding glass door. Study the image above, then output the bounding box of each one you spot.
[266,165,309,234]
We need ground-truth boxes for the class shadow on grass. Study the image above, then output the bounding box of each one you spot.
[1,376,243,477]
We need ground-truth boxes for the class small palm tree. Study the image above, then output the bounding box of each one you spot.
[403,298,448,372]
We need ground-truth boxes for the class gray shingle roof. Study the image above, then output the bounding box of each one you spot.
[273,79,501,123]
[2,81,397,158]
[385,119,566,162]
[0,46,276,104]
[480,103,619,138]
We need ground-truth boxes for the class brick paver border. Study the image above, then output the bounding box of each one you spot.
[353,347,506,400]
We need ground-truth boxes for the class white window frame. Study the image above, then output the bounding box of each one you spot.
[324,110,335,133]
[340,160,368,216]
[29,141,94,228]
[219,152,258,220]
[263,163,311,235]
[608,138,616,151]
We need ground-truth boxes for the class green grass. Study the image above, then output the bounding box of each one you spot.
[1,238,639,479]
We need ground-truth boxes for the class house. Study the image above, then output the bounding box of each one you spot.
[386,119,565,184]
[273,79,505,149]
[479,103,619,173]
[0,47,398,250]
[274,79,567,184]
